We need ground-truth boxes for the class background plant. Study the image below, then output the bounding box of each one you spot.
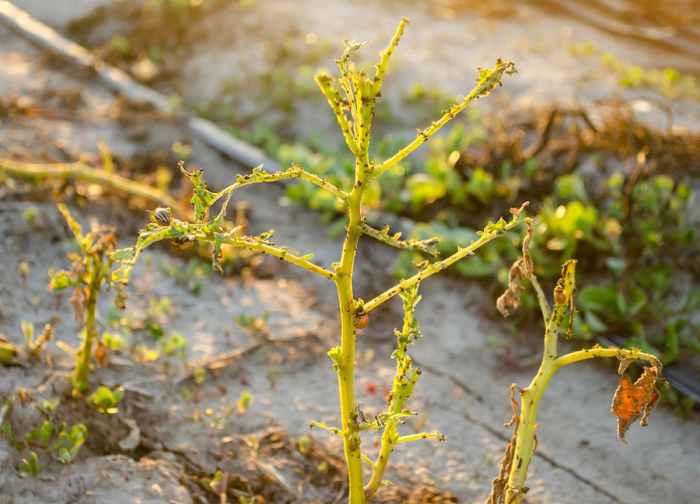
[487,219,664,504]
[49,204,119,395]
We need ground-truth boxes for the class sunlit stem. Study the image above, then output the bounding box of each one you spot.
[360,221,438,257]
[326,18,425,503]
[362,210,525,314]
[222,235,335,280]
[310,421,342,437]
[72,254,104,395]
[216,165,347,217]
[374,59,516,178]
[395,432,446,445]
[505,344,660,503]
[371,18,409,98]
[334,153,369,503]
[554,347,660,371]
[316,72,359,155]
[527,273,551,322]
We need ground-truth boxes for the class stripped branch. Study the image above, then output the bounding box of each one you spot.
[360,221,438,257]
[0,158,185,216]
[374,59,516,178]
[363,203,528,314]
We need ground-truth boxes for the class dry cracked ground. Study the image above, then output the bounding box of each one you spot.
[1,2,700,503]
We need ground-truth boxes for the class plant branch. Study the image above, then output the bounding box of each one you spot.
[360,221,438,257]
[223,235,335,280]
[0,158,185,216]
[554,347,661,371]
[395,432,446,445]
[374,59,516,177]
[310,421,342,437]
[362,205,527,314]
[316,73,359,156]
[218,165,345,201]
[372,18,409,99]
[215,165,347,217]
[112,222,334,284]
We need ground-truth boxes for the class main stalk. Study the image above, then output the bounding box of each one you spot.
[335,158,369,503]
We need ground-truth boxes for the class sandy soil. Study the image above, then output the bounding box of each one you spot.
[1,2,700,503]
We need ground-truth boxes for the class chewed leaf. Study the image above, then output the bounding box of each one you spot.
[496,258,526,317]
[111,225,175,284]
[49,270,74,290]
[611,366,660,442]
[181,166,219,222]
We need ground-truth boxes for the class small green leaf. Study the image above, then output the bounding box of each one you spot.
[578,285,618,315]
[182,166,219,222]
[49,270,73,290]
[236,390,253,414]
[327,346,342,372]
[162,333,187,356]
[19,451,40,477]
[662,321,682,364]
[89,386,124,414]
[110,248,136,262]
[51,423,87,463]
[0,340,19,364]
[683,288,700,312]
[26,420,54,447]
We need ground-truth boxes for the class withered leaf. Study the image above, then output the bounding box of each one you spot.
[611,366,660,442]
[94,341,108,367]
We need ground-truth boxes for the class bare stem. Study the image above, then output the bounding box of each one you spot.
[360,221,438,257]
[500,258,661,504]
[72,256,103,394]
[504,347,660,504]
[374,59,516,177]
[363,209,525,314]
[217,165,346,208]
[222,235,335,280]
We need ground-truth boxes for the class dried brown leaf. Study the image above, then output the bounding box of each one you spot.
[611,366,660,442]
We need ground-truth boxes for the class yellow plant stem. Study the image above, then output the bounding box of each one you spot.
[0,158,184,216]
[335,157,369,503]
[216,164,347,213]
[374,59,515,177]
[504,346,660,503]
[364,420,397,498]
[72,255,103,394]
[222,235,335,280]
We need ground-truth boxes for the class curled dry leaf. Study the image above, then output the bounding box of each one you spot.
[496,217,535,318]
[611,365,660,442]
[496,258,526,317]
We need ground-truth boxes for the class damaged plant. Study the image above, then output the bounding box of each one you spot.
[486,219,663,504]
[111,18,519,502]
[49,204,119,396]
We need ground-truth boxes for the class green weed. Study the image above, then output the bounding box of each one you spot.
[89,385,124,414]
[18,451,40,477]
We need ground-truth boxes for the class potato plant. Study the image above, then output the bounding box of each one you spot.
[49,204,119,395]
[487,219,663,503]
[108,19,664,503]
